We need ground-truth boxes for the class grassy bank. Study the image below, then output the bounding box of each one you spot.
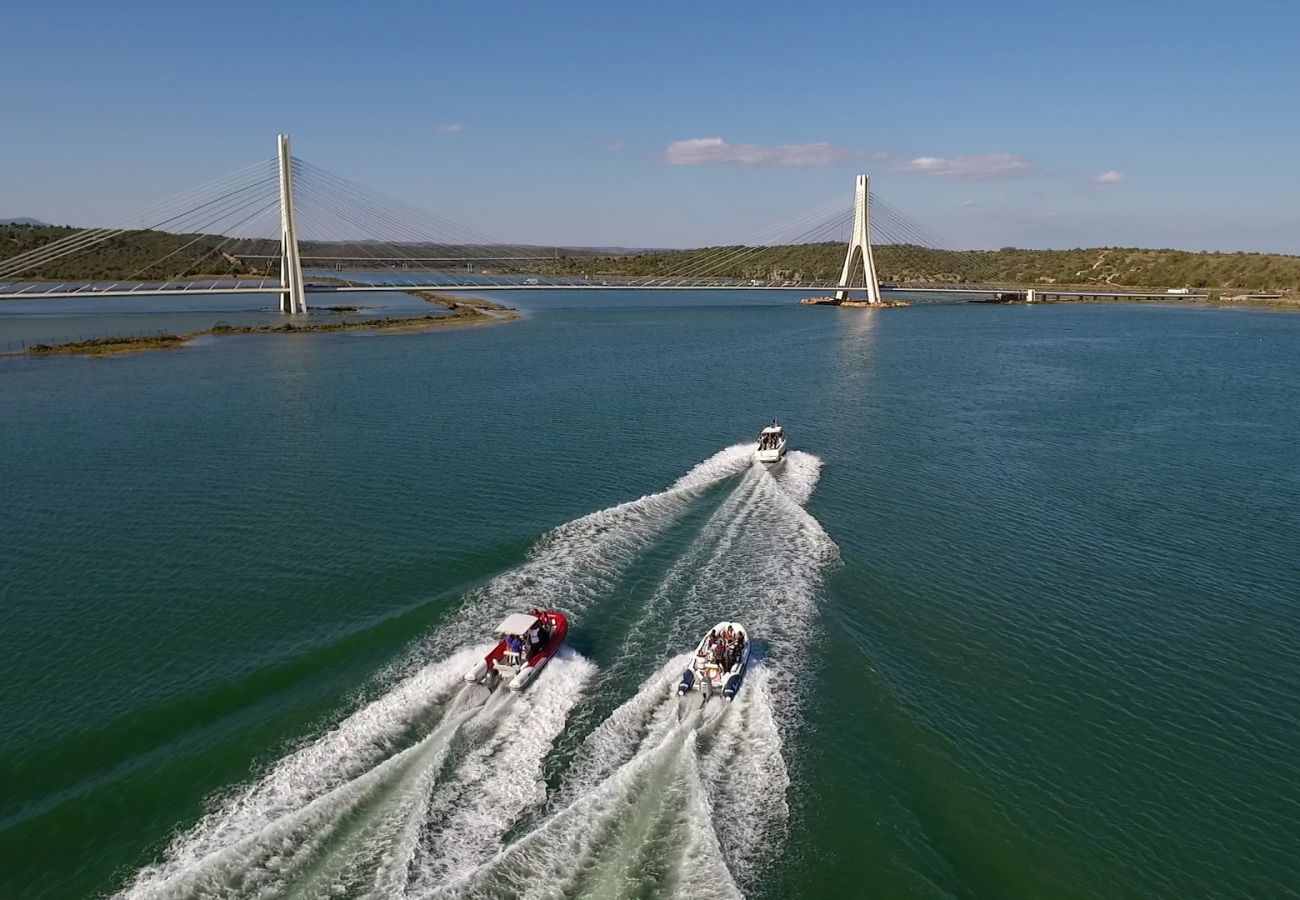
[15,304,518,358]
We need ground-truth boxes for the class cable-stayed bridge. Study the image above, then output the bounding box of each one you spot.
[0,135,1173,310]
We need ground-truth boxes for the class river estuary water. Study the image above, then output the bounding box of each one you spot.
[1,292,1298,899]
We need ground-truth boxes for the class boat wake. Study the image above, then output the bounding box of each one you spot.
[424,660,786,899]
[116,445,836,899]
[417,451,837,898]
[118,648,595,899]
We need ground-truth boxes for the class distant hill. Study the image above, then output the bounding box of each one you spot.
[2,223,1298,293]
[0,217,49,226]
[533,243,1300,293]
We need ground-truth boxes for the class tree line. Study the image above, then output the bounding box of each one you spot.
[4,223,1298,292]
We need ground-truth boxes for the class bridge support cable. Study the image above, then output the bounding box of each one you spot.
[629,196,852,288]
[289,163,526,285]
[288,167,523,288]
[868,194,1005,287]
[282,158,584,288]
[658,209,849,288]
[0,158,278,285]
[648,197,848,285]
[87,180,282,291]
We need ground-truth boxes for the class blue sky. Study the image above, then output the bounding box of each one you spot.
[3,0,1298,251]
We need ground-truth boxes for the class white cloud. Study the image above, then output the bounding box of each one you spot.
[665,137,856,166]
[606,140,625,152]
[897,154,1033,179]
[437,123,463,134]
[1095,170,1125,184]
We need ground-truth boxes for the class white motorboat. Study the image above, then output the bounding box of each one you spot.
[677,621,751,702]
[754,421,787,465]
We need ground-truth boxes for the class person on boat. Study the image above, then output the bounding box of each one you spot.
[526,622,543,659]
[506,633,524,663]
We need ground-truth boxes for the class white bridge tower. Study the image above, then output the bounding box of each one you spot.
[833,174,882,305]
[277,134,307,314]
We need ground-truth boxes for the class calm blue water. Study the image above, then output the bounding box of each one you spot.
[1,295,1297,899]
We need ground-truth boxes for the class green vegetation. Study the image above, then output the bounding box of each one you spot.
[5,221,1299,293]
[25,333,189,356]
[531,244,1300,293]
[14,302,518,357]
[0,223,274,280]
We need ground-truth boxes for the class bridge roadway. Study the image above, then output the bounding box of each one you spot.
[0,279,1206,302]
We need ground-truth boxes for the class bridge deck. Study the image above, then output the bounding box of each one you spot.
[0,281,1205,301]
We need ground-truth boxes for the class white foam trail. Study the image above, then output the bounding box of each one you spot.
[411,444,755,662]
[673,731,746,900]
[308,652,598,898]
[422,660,792,899]
[432,452,837,897]
[558,655,696,800]
[676,452,838,690]
[696,667,790,883]
[771,450,823,507]
[117,647,488,898]
[119,447,754,899]
[409,651,597,889]
[422,707,719,898]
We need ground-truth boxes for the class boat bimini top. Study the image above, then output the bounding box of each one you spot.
[496,613,541,636]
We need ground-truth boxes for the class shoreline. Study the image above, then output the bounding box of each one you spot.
[970,293,1300,313]
[1048,294,1300,312]
[9,305,519,358]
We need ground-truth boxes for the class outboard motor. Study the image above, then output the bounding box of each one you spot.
[722,672,743,701]
[677,669,695,696]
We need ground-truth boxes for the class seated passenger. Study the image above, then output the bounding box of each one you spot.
[505,634,523,662]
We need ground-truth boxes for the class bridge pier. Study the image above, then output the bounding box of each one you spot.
[277,134,307,314]
[833,174,882,305]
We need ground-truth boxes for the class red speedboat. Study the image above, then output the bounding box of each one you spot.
[464,609,568,691]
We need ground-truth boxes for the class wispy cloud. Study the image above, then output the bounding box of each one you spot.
[666,137,856,166]
[437,123,463,134]
[897,154,1033,179]
[1095,170,1125,185]
[606,140,625,153]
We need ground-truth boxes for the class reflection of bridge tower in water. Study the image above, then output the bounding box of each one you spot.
[833,174,882,305]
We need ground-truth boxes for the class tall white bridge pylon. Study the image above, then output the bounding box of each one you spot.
[276,134,307,314]
[833,174,882,304]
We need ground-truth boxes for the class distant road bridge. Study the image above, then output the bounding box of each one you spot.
[0,135,1203,308]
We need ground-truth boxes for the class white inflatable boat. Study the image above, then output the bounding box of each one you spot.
[677,621,750,702]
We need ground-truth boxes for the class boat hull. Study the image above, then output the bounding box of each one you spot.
[464,610,569,692]
[678,621,750,701]
[754,438,787,465]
